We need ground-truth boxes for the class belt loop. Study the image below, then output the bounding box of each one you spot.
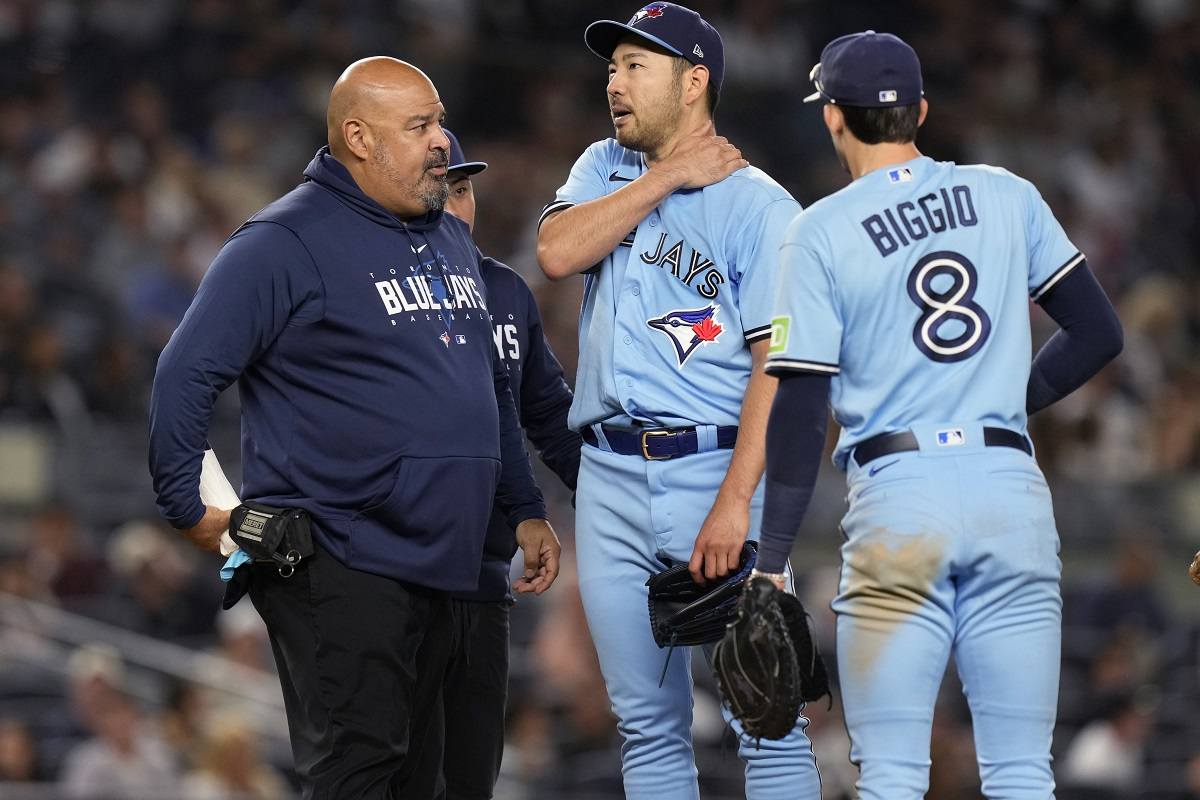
[591,423,613,453]
[694,424,718,453]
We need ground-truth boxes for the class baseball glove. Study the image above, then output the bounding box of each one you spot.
[646,541,757,648]
[712,577,830,741]
[1190,550,1200,586]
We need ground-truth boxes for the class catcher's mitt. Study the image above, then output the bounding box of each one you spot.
[1190,550,1200,586]
[646,541,757,648]
[713,577,830,741]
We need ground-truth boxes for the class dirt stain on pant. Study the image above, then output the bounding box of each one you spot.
[839,528,947,679]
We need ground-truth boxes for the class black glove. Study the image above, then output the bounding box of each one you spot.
[712,576,830,741]
[646,541,757,648]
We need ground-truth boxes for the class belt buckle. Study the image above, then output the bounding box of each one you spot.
[640,429,672,460]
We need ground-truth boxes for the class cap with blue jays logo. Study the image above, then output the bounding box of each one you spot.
[444,128,487,176]
[584,2,724,92]
[803,30,923,108]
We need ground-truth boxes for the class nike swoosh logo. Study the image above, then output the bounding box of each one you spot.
[868,459,900,477]
[609,171,634,182]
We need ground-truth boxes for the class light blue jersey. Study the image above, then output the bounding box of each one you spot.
[542,138,801,431]
[546,136,822,800]
[766,155,1082,467]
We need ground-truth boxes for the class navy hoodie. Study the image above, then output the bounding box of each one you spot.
[454,256,581,603]
[149,148,545,592]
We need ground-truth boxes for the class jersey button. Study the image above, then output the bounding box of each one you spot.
[649,217,658,227]
[631,285,640,296]
[622,335,633,345]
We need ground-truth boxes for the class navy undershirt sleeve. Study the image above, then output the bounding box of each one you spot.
[516,280,581,491]
[1027,262,1124,415]
[492,331,548,529]
[757,373,831,574]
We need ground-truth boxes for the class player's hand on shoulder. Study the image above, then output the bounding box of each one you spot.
[182,505,231,554]
[688,494,750,585]
[514,518,561,595]
[654,121,748,191]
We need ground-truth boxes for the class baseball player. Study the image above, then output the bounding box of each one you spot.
[753,32,1124,799]
[440,128,581,800]
[536,4,821,799]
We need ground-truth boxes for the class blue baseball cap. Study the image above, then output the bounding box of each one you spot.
[444,128,487,176]
[803,30,923,107]
[584,2,724,92]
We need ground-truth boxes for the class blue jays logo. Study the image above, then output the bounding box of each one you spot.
[631,3,667,24]
[647,304,724,367]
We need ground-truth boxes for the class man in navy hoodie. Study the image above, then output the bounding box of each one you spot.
[440,129,581,799]
[148,58,559,799]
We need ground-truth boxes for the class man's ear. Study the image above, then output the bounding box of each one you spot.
[342,118,372,161]
[823,104,843,137]
[685,64,710,107]
[917,97,929,128]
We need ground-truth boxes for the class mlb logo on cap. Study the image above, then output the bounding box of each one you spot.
[804,30,923,108]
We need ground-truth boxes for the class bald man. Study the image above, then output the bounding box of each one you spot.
[149,57,560,799]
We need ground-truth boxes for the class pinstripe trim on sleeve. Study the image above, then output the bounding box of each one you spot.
[538,200,574,228]
[744,324,773,343]
[764,359,840,376]
[1031,252,1085,301]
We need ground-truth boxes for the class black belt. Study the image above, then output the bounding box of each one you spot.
[581,425,738,461]
[852,427,1031,468]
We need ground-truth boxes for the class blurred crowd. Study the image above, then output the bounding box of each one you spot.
[0,0,1197,797]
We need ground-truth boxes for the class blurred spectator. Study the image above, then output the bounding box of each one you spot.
[1059,688,1158,792]
[63,644,125,739]
[23,505,107,602]
[0,717,42,782]
[156,679,206,775]
[57,690,179,799]
[181,712,288,800]
[1077,537,1172,638]
[102,520,220,642]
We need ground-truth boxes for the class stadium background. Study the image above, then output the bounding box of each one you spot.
[0,0,1196,797]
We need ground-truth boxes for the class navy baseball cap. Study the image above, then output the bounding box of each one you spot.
[584,2,724,92]
[444,128,487,176]
[803,30,923,107]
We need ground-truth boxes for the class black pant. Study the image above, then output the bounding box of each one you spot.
[442,599,510,800]
[249,543,452,800]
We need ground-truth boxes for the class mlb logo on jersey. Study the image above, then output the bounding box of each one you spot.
[936,428,965,447]
[647,303,724,367]
[887,167,913,183]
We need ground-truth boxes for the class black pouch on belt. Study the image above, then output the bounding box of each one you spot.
[222,502,314,610]
[228,501,314,575]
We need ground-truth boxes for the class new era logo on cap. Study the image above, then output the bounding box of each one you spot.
[693,43,703,57]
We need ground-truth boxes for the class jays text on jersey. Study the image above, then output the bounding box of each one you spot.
[542,138,801,430]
